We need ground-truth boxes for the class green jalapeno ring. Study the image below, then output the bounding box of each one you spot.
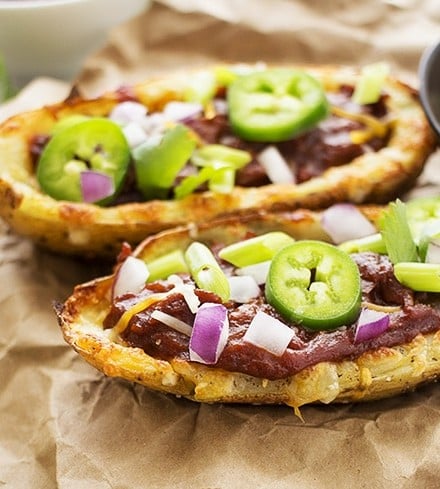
[227,68,329,143]
[265,240,362,330]
[36,117,130,204]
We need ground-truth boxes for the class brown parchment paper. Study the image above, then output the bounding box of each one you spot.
[1,1,440,488]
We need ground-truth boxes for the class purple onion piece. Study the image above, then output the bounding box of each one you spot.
[80,170,114,203]
[354,308,390,343]
[189,303,229,364]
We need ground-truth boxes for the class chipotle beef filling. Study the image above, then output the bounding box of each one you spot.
[103,252,440,380]
[29,86,389,198]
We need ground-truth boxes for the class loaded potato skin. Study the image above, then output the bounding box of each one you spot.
[0,65,435,257]
[56,207,440,412]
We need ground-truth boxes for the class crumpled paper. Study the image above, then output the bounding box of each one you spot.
[1,1,440,488]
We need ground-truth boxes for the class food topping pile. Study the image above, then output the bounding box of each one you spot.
[32,64,391,205]
[101,198,440,379]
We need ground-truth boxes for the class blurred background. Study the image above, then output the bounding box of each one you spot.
[1,0,439,99]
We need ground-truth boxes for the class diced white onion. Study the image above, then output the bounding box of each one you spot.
[322,131,353,146]
[257,145,295,184]
[235,260,271,285]
[109,101,148,125]
[162,101,203,121]
[112,256,150,300]
[151,310,192,336]
[426,239,440,264]
[213,98,228,115]
[227,275,261,303]
[122,121,148,148]
[189,303,229,364]
[139,113,168,137]
[354,308,390,343]
[168,274,200,313]
[321,203,377,244]
[243,311,294,357]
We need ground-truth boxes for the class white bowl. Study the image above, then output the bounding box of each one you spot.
[0,0,151,87]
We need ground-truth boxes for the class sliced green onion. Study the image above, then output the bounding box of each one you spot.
[174,166,214,199]
[174,145,251,198]
[338,233,386,254]
[378,199,419,264]
[184,71,217,105]
[393,262,440,292]
[219,232,295,267]
[195,267,231,302]
[406,196,440,220]
[192,145,252,169]
[214,63,266,88]
[414,219,440,260]
[208,167,235,194]
[133,124,197,200]
[185,242,230,302]
[213,65,239,87]
[352,62,390,105]
[406,196,440,242]
[185,241,221,274]
[146,249,188,282]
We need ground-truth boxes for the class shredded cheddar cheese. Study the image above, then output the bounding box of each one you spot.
[109,292,168,340]
[361,301,401,313]
[331,105,389,144]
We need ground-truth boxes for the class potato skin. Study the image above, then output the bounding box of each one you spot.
[0,65,436,257]
[56,209,440,411]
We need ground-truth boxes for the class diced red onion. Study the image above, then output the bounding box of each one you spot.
[80,170,115,203]
[189,303,229,364]
[426,238,440,264]
[354,308,390,343]
[321,203,377,244]
[227,275,261,303]
[151,310,192,336]
[257,145,295,184]
[243,311,294,357]
[163,101,203,122]
[168,274,200,313]
[235,260,271,285]
[112,256,150,300]
[122,121,148,148]
[109,101,148,125]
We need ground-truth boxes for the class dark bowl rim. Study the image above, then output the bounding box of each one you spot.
[419,40,440,139]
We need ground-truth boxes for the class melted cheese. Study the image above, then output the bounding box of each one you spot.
[109,292,167,341]
[330,105,388,144]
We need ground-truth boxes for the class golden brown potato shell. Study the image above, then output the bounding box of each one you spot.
[56,209,440,412]
[0,65,436,257]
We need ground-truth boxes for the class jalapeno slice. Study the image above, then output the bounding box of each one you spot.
[265,240,361,330]
[227,68,329,142]
[36,118,130,204]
